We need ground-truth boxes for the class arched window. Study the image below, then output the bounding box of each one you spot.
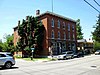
[68,23,70,31]
[51,18,54,27]
[64,32,66,40]
[72,25,74,32]
[58,31,60,39]
[68,32,70,40]
[58,20,60,28]
[51,30,54,39]
[73,33,75,40]
[63,22,65,29]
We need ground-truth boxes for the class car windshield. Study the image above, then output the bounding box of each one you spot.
[61,52,66,54]
[96,50,100,52]
[7,54,13,57]
[67,51,73,54]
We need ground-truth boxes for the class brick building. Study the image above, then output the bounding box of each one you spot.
[14,11,77,56]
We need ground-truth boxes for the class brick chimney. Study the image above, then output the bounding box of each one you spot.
[18,20,20,25]
[36,10,40,16]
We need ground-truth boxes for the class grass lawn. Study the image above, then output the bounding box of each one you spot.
[23,58,50,61]
[16,57,57,62]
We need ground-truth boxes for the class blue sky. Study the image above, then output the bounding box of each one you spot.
[0,0,100,41]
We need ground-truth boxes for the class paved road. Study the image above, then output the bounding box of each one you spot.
[0,54,100,75]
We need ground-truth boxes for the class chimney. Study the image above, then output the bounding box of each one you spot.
[36,10,40,16]
[18,20,20,25]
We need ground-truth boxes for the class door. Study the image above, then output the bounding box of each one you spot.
[57,42,62,55]
[0,54,6,65]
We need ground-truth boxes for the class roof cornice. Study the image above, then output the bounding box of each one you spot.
[36,11,76,23]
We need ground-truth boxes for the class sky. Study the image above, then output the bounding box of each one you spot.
[0,0,100,42]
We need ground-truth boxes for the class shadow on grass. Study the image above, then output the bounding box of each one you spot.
[0,66,19,70]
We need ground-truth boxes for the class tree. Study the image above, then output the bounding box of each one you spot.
[1,34,15,53]
[76,19,84,39]
[0,41,3,51]
[17,16,45,57]
[93,41,100,51]
[92,14,100,42]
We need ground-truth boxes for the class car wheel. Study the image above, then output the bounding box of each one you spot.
[63,57,66,60]
[4,62,12,69]
[71,56,74,59]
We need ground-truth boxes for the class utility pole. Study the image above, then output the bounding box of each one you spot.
[52,0,53,12]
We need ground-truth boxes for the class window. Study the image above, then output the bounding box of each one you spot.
[62,42,66,51]
[68,32,70,40]
[64,32,66,40]
[72,43,76,51]
[51,18,54,27]
[72,25,74,32]
[68,23,70,31]
[0,54,6,57]
[51,30,54,39]
[68,43,71,50]
[73,34,75,40]
[63,22,65,29]
[58,20,60,28]
[58,31,60,39]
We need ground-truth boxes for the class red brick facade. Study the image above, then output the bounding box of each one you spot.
[14,11,77,56]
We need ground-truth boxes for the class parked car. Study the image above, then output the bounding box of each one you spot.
[74,51,84,58]
[95,50,100,55]
[0,52,15,69]
[57,51,74,60]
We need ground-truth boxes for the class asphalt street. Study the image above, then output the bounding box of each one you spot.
[0,54,100,75]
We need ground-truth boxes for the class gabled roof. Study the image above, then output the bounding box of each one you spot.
[36,11,76,23]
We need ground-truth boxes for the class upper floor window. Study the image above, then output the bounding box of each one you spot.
[51,18,54,27]
[63,22,65,29]
[58,31,60,39]
[51,30,54,39]
[58,20,60,28]
[68,23,70,31]
[72,25,74,32]
[72,33,75,40]
[68,32,70,40]
[64,32,66,40]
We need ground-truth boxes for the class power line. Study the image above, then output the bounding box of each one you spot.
[84,0,100,13]
[94,0,100,7]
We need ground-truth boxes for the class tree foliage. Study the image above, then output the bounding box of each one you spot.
[1,34,15,53]
[92,14,100,42]
[93,41,100,51]
[0,41,3,51]
[17,16,45,55]
[76,19,83,40]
